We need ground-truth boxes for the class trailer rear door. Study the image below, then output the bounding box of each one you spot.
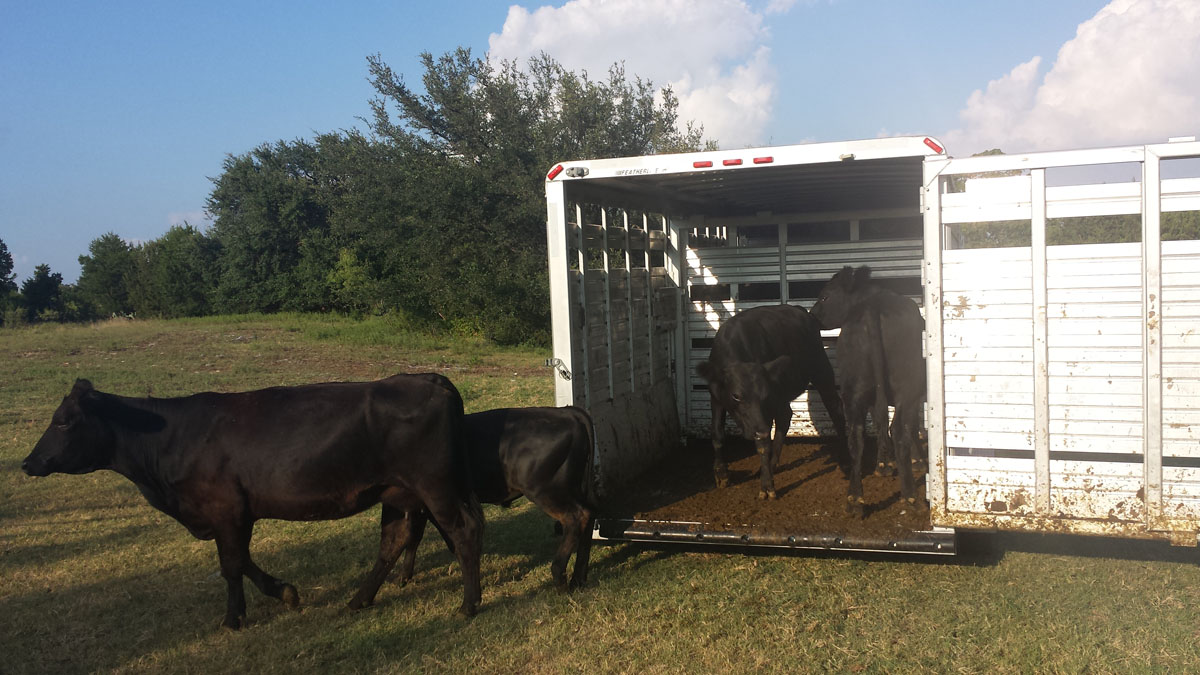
[923,139,1200,543]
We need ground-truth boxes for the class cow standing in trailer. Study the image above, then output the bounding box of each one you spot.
[21,375,484,630]
[398,406,596,591]
[697,304,847,500]
[811,265,926,517]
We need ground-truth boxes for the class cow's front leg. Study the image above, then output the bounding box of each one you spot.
[213,524,252,630]
[711,397,730,488]
[755,433,776,500]
[769,402,792,471]
[244,559,299,611]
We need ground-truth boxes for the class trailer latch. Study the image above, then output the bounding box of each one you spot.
[545,358,572,381]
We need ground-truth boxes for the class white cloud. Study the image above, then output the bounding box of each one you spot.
[943,0,1200,156]
[488,0,776,148]
[764,0,798,15]
[167,210,211,228]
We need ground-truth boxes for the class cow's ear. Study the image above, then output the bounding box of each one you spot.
[78,388,104,413]
[71,379,94,397]
[852,266,873,288]
[765,355,792,383]
[697,360,714,380]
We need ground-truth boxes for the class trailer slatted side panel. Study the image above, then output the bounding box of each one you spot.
[941,247,1036,515]
[928,139,1200,541]
[1162,239,1200,518]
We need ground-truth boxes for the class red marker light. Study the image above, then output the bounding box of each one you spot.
[722,158,743,166]
[547,164,564,180]
[693,160,713,168]
[753,156,774,164]
[923,138,944,154]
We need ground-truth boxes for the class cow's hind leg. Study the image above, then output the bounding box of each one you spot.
[873,389,896,477]
[844,400,868,518]
[349,503,415,610]
[423,494,484,617]
[532,491,594,591]
[396,510,430,586]
[893,403,925,510]
[569,512,594,591]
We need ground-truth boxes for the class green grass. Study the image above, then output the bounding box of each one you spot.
[4,315,1200,673]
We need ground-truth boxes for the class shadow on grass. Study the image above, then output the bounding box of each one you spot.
[0,499,584,674]
[955,529,1200,567]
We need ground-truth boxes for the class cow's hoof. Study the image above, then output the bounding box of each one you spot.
[907,497,929,512]
[281,584,300,610]
[714,473,729,488]
[845,496,865,518]
[347,595,374,611]
[875,462,897,477]
[757,489,777,500]
[220,615,246,631]
[457,602,478,618]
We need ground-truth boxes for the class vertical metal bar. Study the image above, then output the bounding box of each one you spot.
[601,208,615,400]
[1031,168,1051,514]
[667,215,690,430]
[1144,149,1164,525]
[576,204,591,411]
[623,210,636,393]
[644,213,654,384]
[545,181,577,407]
[778,223,789,303]
[922,159,948,513]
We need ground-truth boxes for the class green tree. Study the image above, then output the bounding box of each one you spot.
[77,232,135,316]
[0,238,16,325]
[126,224,219,318]
[206,139,334,313]
[364,48,711,342]
[20,264,64,322]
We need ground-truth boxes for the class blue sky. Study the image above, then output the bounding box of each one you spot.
[3,0,1196,284]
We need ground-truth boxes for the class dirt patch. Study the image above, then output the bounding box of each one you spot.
[601,436,930,540]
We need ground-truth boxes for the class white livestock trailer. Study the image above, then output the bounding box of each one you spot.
[544,135,1200,553]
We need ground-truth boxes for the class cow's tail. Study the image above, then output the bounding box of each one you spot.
[576,406,601,512]
[865,305,892,463]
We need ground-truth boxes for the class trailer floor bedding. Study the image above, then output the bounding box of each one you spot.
[601,437,931,540]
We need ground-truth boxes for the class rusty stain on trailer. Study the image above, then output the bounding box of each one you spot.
[950,295,970,318]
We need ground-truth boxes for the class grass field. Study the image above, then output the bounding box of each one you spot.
[4,315,1200,674]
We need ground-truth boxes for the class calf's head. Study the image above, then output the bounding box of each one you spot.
[810,265,875,330]
[23,380,118,477]
[697,356,792,439]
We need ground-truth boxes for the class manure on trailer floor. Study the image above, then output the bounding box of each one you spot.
[602,438,931,540]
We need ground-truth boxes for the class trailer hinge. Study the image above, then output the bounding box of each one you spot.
[545,358,572,381]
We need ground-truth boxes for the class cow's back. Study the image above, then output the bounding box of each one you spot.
[463,406,594,506]
[712,305,829,397]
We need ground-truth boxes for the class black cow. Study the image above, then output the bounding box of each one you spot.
[398,406,596,591]
[697,304,847,499]
[21,375,484,629]
[810,265,926,517]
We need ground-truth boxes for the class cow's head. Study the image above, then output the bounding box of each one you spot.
[22,380,118,477]
[697,356,792,440]
[810,265,874,330]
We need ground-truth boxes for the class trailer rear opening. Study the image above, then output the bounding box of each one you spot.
[545,135,1200,552]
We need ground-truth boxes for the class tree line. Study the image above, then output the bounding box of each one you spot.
[1,49,710,344]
